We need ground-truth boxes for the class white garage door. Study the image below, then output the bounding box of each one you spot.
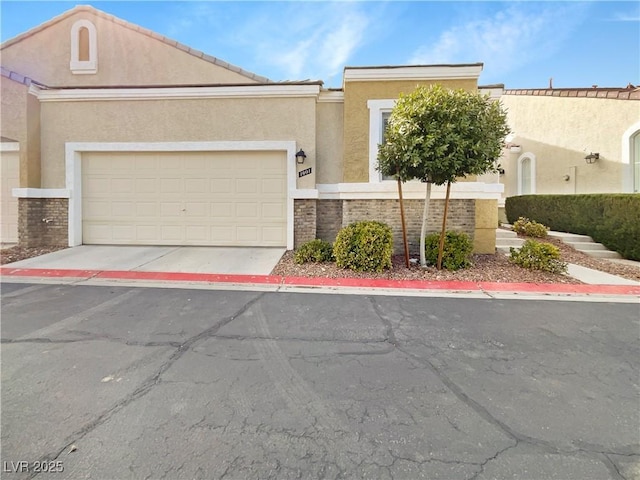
[82,151,287,246]
[1,149,19,243]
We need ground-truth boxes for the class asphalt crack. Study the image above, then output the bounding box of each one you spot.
[24,291,267,479]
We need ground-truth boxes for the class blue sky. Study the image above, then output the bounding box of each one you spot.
[1,1,638,88]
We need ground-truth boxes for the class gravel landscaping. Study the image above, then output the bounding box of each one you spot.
[1,245,68,265]
[272,232,640,284]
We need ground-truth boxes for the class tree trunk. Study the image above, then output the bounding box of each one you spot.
[397,176,410,268]
[436,181,452,270]
[419,181,431,267]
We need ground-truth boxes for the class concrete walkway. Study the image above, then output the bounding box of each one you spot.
[4,245,286,276]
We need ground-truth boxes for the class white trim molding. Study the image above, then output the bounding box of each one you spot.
[316,181,503,200]
[367,99,396,183]
[13,188,71,198]
[621,120,640,192]
[0,142,20,152]
[70,19,97,74]
[65,141,298,249]
[317,91,344,103]
[344,64,483,83]
[516,152,537,195]
[38,84,322,102]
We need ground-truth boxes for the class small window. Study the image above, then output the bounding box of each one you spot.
[367,99,396,183]
[70,19,97,74]
[517,153,536,195]
[380,111,395,181]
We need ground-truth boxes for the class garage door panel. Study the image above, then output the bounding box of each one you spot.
[111,202,134,217]
[160,225,184,242]
[83,151,286,246]
[236,179,258,193]
[236,226,258,242]
[134,179,157,194]
[137,156,159,170]
[160,202,182,217]
[84,201,111,217]
[262,226,286,244]
[160,178,181,193]
[185,225,207,241]
[211,179,232,193]
[111,178,134,194]
[113,225,135,241]
[262,202,285,219]
[185,178,207,193]
[210,226,234,242]
[236,203,258,218]
[262,178,285,193]
[136,203,156,217]
[85,178,109,194]
[184,202,209,217]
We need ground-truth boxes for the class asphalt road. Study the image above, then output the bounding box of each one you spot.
[1,283,638,480]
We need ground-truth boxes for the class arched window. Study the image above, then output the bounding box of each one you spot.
[622,121,640,192]
[517,153,536,195]
[70,19,97,74]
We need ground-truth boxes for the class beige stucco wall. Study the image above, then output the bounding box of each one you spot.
[0,77,40,187]
[342,79,478,183]
[39,96,316,189]
[474,199,498,253]
[500,95,640,195]
[316,101,344,184]
[1,10,258,87]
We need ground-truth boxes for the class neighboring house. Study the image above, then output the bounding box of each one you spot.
[0,5,501,253]
[496,86,640,219]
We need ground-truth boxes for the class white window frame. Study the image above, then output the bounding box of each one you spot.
[517,152,536,195]
[621,121,640,193]
[70,19,97,74]
[367,99,396,183]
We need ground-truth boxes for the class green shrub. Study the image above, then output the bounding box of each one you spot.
[505,194,640,260]
[424,231,473,271]
[333,221,393,272]
[294,239,334,264]
[512,216,548,238]
[509,240,567,274]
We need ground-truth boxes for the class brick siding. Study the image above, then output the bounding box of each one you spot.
[18,198,68,247]
[314,198,475,254]
[315,200,343,243]
[293,199,316,248]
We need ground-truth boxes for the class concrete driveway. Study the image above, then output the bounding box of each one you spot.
[5,245,285,275]
[1,283,638,479]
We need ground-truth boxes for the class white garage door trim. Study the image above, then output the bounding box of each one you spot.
[65,141,298,249]
[1,142,20,243]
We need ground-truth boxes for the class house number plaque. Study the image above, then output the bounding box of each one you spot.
[298,167,312,177]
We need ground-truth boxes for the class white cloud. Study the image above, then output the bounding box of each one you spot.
[410,4,588,82]
[243,2,374,82]
[162,2,377,82]
[609,12,640,22]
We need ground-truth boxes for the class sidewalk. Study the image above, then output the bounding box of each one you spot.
[2,264,639,300]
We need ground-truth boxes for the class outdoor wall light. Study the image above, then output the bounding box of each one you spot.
[584,152,599,164]
[295,149,307,164]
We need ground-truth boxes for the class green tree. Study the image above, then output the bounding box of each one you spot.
[377,84,509,269]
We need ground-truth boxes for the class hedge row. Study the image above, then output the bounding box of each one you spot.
[505,194,640,260]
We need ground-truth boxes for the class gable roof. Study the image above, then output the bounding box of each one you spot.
[0,5,271,84]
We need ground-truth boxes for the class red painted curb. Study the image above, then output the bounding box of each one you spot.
[0,267,97,278]
[1,267,639,296]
